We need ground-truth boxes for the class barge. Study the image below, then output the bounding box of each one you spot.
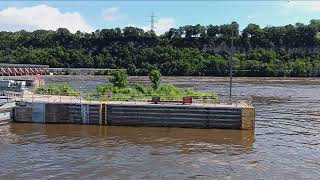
[13,100,255,130]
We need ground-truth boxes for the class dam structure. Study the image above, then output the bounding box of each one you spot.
[11,94,255,130]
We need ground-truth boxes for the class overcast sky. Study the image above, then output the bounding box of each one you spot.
[0,1,319,34]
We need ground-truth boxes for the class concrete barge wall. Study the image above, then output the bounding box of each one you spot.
[14,102,255,130]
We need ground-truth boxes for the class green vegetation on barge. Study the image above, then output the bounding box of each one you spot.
[35,70,216,102]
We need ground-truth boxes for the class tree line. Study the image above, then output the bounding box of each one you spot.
[1,20,320,76]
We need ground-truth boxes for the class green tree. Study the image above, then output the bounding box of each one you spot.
[2,20,320,77]
[127,63,137,75]
[111,69,128,88]
[149,70,161,89]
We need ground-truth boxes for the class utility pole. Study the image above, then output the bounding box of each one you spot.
[229,29,234,102]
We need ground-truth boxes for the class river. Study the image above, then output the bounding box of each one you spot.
[0,76,319,179]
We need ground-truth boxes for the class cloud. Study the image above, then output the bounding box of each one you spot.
[247,14,256,20]
[153,17,176,35]
[103,7,126,21]
[128,17,175,35]
[287,1,320,11]
[0,4,93,33]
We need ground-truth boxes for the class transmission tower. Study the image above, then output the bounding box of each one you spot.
[150,12,156,31]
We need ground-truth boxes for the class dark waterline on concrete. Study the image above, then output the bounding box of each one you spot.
[0,76,320,179]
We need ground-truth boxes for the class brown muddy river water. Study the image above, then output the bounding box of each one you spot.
[1,76,320,179]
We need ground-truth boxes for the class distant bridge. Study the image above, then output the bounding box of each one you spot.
[48,68,120,75]
[0,64,49,76]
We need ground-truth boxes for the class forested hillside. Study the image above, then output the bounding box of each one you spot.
[2,20,320,76]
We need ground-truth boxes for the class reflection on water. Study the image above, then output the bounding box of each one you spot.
[0,124,254,179]
[1,76,320,179]
[5,124,254,152]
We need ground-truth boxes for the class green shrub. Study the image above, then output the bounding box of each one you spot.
[156,84,180,95]
[58,83,70,94]
[112,87,136,94]
[149,70,161,89]
[35,83,80,96]
[135,83,147,93]
[35,79,216,102]
[95,84,113,94]
[67,88,80,96]
[111,69,128,88]
[35,87,46,94]
[47,84,59,94]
